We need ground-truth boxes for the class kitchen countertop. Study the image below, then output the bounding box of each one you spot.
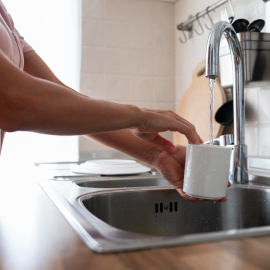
[1,164,270,270]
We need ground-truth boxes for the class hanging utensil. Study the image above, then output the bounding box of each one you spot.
[247,19,265,32]
[204,6,215,30]
[195,13,204,35]
[215,100,233,126]
[232,18,249,33]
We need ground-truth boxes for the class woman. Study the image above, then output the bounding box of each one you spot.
[0,1,208,201]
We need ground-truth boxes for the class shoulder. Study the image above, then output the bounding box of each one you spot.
[0,1,15,30]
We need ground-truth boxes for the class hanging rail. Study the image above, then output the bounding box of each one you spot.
[176,0,234,43]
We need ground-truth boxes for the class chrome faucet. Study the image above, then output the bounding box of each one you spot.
[205,21,248,184]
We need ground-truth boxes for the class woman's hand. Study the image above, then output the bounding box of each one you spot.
[152,144,230,202]
[132,108,203,154]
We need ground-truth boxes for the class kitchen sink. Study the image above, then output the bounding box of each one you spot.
[75,177,171,188]
[82,186,270,237]
[39,170,270,253]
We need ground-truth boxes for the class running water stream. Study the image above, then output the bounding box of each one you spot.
[209,78,215,145]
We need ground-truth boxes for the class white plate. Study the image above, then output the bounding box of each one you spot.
[71,159,151,175]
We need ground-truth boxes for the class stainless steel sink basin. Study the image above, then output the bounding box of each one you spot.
[75,177,171,188]
[39,171,270,253]
[82,186,270,237]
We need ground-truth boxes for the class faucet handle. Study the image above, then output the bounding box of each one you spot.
[203,134,234,146]
[219,134,234,146]
[203,138,220,145]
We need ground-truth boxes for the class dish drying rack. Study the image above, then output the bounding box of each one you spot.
[176,0,234,43]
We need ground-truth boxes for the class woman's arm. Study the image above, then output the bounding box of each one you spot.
[20,50,208,201]
[0,50,202,147]
[0,50,139,135]
[23,51,67,86]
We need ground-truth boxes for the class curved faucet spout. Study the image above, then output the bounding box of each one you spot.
[205,21,241,78]
[205,21,248,184]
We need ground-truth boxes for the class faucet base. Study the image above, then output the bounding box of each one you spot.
[229,144,249,184]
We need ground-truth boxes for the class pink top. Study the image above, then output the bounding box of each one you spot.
[0,0,33,154]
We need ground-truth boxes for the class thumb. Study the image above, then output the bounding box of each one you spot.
[143,133,176,154]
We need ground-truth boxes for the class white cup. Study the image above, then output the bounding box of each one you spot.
[183,144,232,200]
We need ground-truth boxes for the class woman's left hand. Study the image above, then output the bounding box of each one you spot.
[152,144,229,202]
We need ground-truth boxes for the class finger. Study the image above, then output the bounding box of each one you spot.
[176,188,200,202]
[152,134,176,154]
[167,117,203,145]
[216,197,227,202]
[136,133,176,154]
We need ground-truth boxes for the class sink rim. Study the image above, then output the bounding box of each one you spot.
[39,178,270,253]
[73,176,172,189]
[75,184,270,252]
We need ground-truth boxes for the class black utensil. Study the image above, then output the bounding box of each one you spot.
[247,19,265,32]
[215,100,233,126]
[232,19,249,33]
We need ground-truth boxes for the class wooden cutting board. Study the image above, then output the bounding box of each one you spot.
[173,60,226,146]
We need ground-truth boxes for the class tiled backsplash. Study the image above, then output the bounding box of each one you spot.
[175,0,270,158]
[79,0,270,159]
[245,83,270,157]
[175,0,266,108]
[80,0,175,152]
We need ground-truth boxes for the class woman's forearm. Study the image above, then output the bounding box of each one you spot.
[88,130,161,166]
[0,52,141,134]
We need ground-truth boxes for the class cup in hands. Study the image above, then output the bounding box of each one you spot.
[183,144,232,200]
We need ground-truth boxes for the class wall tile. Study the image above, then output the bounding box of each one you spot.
[245,87,258,124]
[105,48,128,74]
[266,2,270,31]
[128,0,153,25]
[154,78,175,102]
[82,20,104,46]
[258,126,270,157]
[154,27,174,52]
[231,0,257,21]
[258,88,270,124]
[105,21,128,48]
[245,126,257,156]
[79,136,103,151]
[104,0,128,21]
[81,47,104,73]
[129,49,153,75]
[153,52,174,76]
[82,0,103,19]
[80,0,175,153]
[80,73,104,99]
[153,2,174,27]
[154,102,175,111]
[129,101,154,110]
[104,75,129,101]
[266,19,270,33]
[256,0,266,20]
[129,77,153,101]
[129,24,153,49]
[160,131,173,142]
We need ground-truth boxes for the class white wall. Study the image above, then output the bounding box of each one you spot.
[79,0,270,157]
[79,0,176,153]
[175,0,266,108]
[175,0,270,157]
[1,0,80,165]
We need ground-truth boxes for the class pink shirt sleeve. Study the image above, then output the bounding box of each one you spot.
[0,0,34,68]
[0,1,34,156]
[13,27,34,54]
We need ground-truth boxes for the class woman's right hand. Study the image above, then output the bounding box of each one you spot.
[131,108,203,153]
